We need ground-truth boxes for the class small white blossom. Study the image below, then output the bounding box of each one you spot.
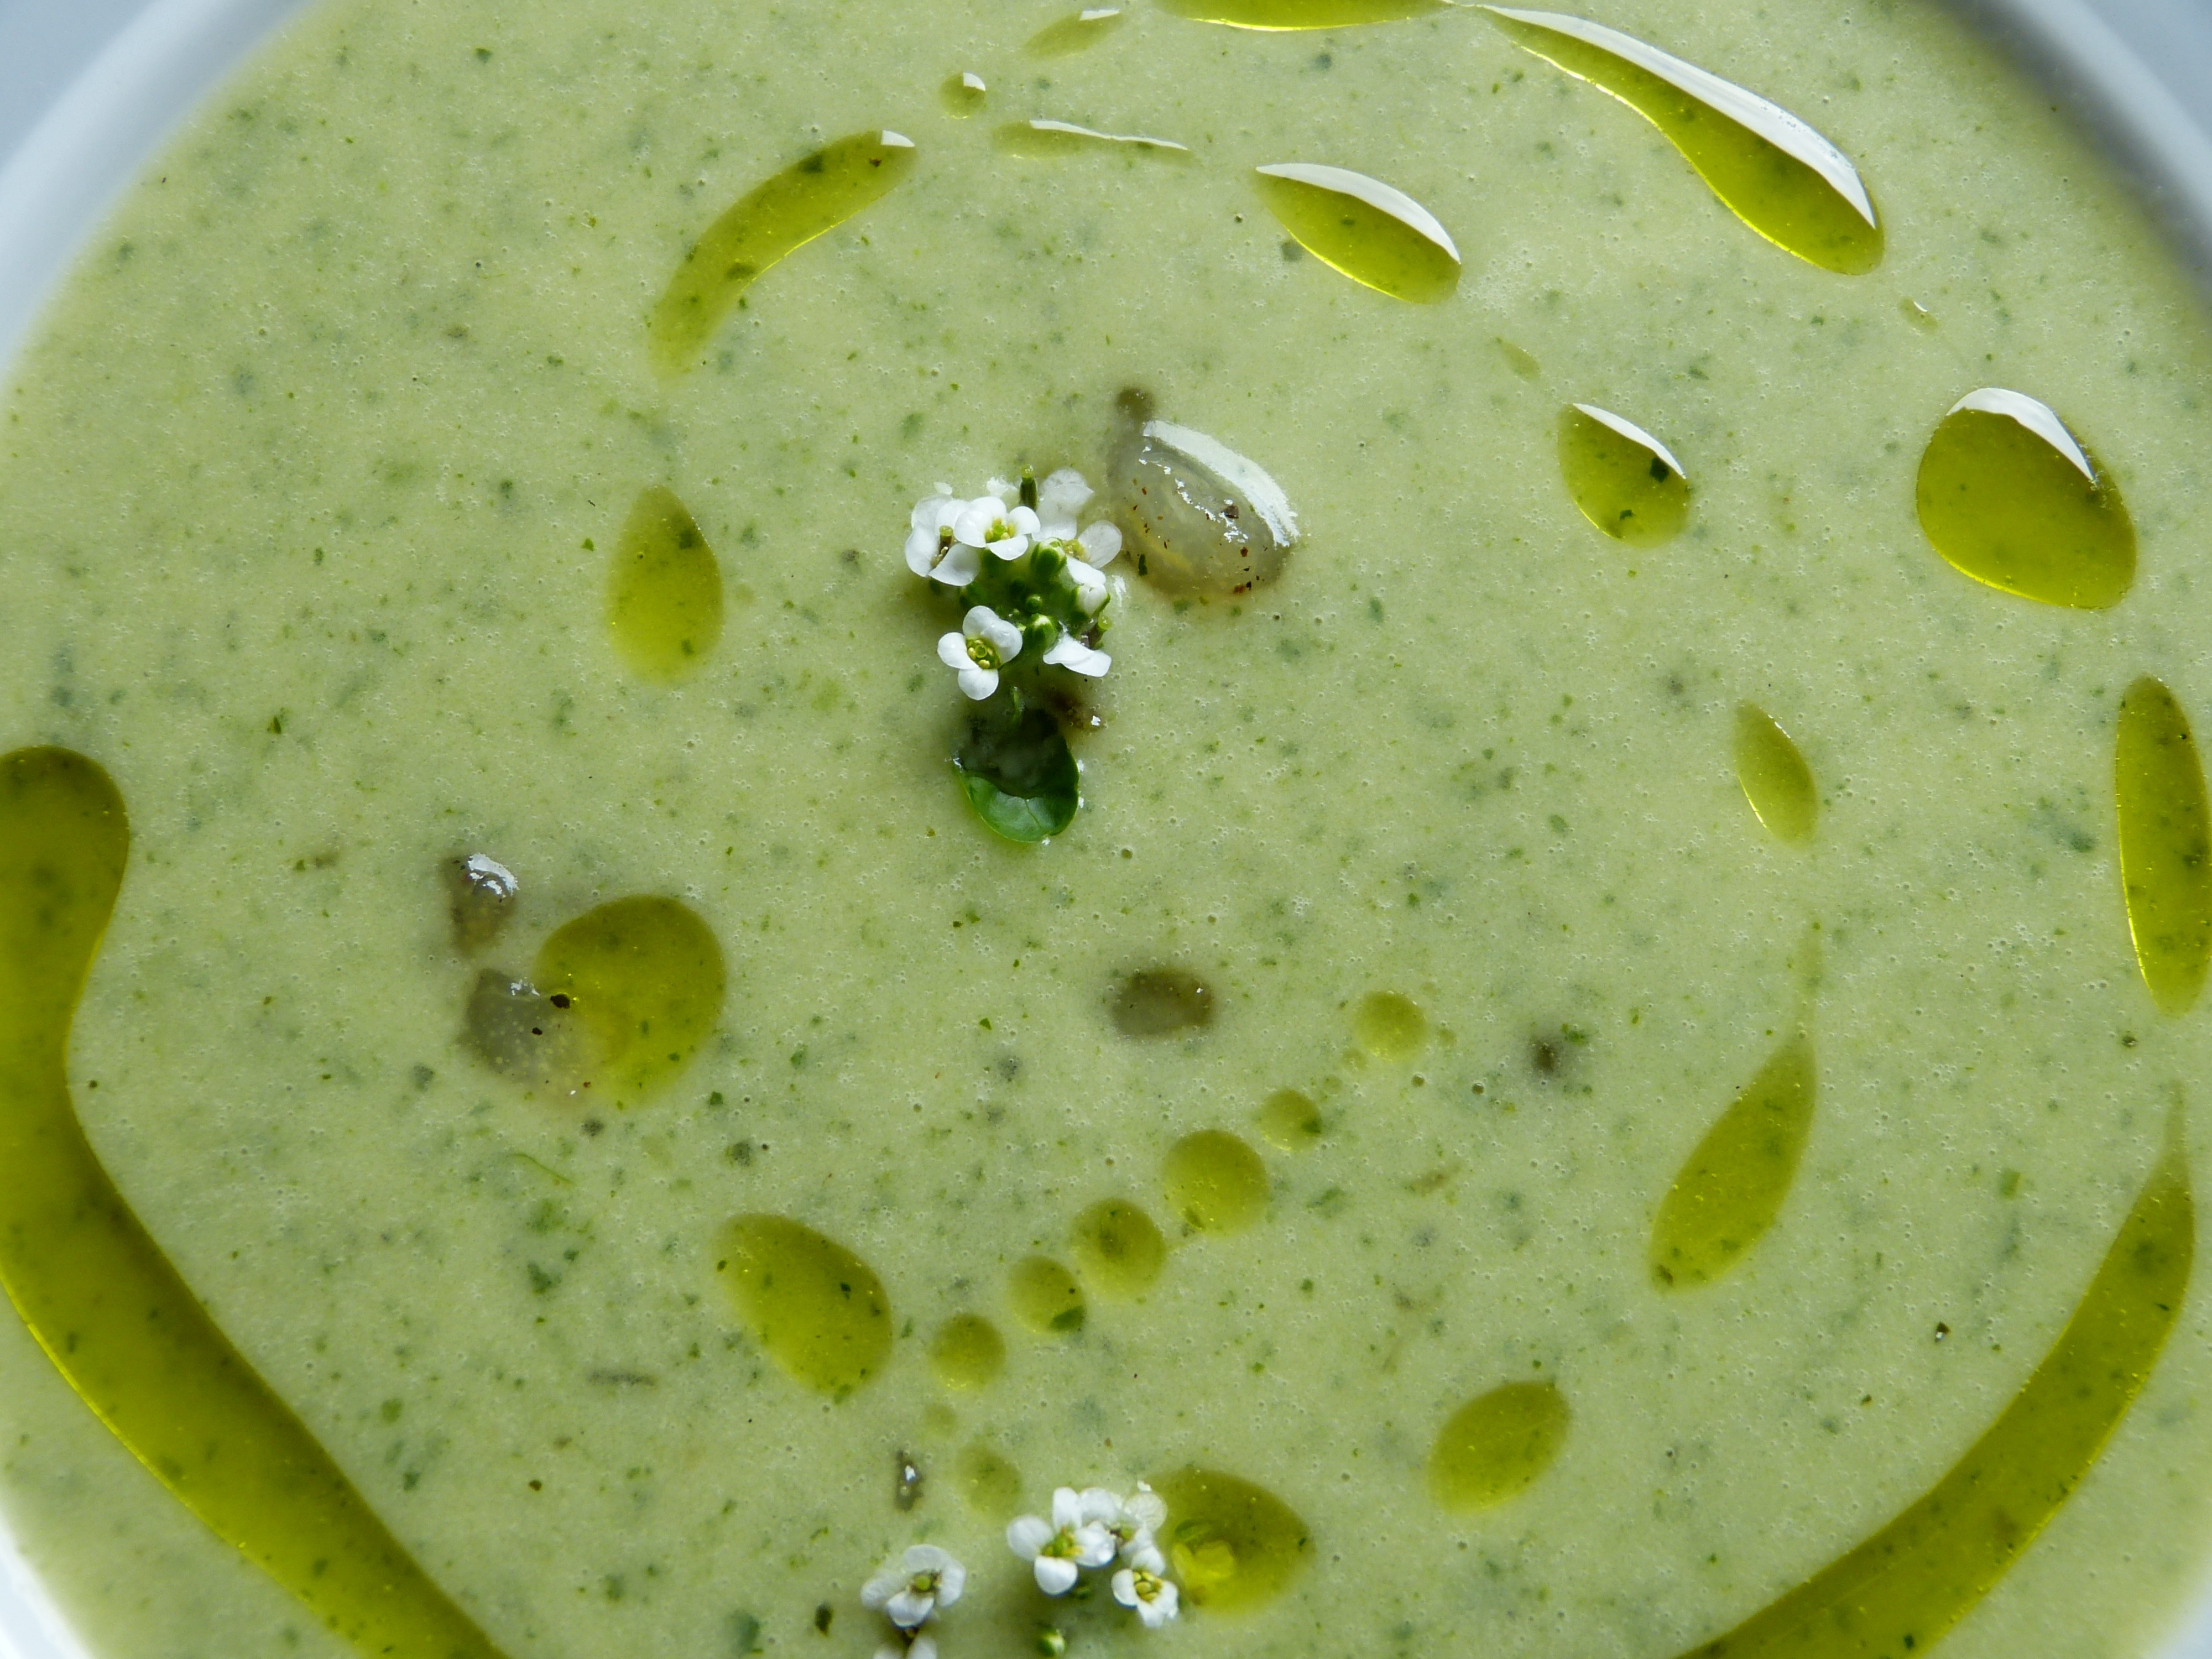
[1007,1487,1117,1595]
[1111,1540,1179,1629]
[861,1545,966,1631]
[874,1637,938,1659]
[954,497,1040,562]
[1083,1484,1167,1559]
[1065,555,1110,615]
[1036,468,1097,541]
[1076,520,1123,568]
[906,491,980,586]
[937,607,1023,701]
[1042,630,1110,679]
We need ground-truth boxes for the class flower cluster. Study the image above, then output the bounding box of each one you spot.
[862,1545,966,1659]
[906,470,1123,701]
[1008,1484,1179,1629]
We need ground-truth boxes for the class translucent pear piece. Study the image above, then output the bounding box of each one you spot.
[1672,1128,2192,1658]
[1649,1030,1814,1287]
[718,1214,893,1395]
[2116,676,2212,1015]
[1115,418,1298,594]
[1254,163,1461,303]
[1915,389,2135,609]
[1159,0,1448,27]
[1559,403,1689,544]
[1734,703,1818,845]
[648,130,917,371]
[1427,1380,1571,1511]
[534,896,725,1106]
[1152,1468,1312,1610]
[994,119,1191,158]
[1027,7,1124,55]
[608,486,724,680]
[0,749,508,1659]
[1485,8,1881,274]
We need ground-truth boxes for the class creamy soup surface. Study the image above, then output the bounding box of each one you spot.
[6,0,2212,1656]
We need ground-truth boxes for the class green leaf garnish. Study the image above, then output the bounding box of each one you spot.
[955,706,1079,842]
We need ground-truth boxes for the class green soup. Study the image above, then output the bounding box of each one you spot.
[4,1,2212,1656]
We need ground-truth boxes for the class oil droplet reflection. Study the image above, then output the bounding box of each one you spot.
[1114,410,1299,595]
[939,71,987,117]
[649,129,916,371]
[1027,7,1124,55]
[1427,1380,1571,1511]
[1485,8,1881,274]
[1162,1130,1270,1232]
[718,1215,893,1395]
[1915,388,2135,609]
[1157,0,1448,27]
[1353,990,1427,1059]
[993,120,1191,159]
[1008,1256,1088,1333]
[1674,1125,2190,1658]
[928,1312,1007,1389]
[1071,1198,1167,1297]
[534,896,724,1106]
[1153,1468,1313,1610]
[607,486,724,680]
[1649,1030,1814,1287]
[2115,676,2212,1015]
[1254,163,1461,303]
[0,749,510,1657]
[1734,703,1818,846]
[1558,403,1689,545]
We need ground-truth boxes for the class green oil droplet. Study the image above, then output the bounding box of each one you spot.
[1352,990,1427,1059]
[0,749,509,1658]
[1254,164,1460,304]
[1255,1088,1324,1150]
[1158,0,1447,27]
[718,1214,893,1395]
[939,72,988,117]
[1427,1380,1572,1511]
[1070,1199,1167,1297]
[1027,7,1124,55]
[1649,1030,1814,1287]
[649,129,916,372]
[1153,1468,1313,1611]
[607,487,724,681]
[1559,403,1690,545]
[1734,703,1818,846]
[956,1442,1024,1515]
[1915,389,2135,609]
[1161,1130,1270,1232]
[2116,676,2212,1015]
[534,895,724,1106]
[1486,8,1881,274]
[1674,1126,2191,1658]
[927,1313,1006,1390]
[1008,1256,1088,1333]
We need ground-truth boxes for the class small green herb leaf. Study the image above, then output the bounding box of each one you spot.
[956,706,1078,842]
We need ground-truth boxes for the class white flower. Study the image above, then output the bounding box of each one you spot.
[905,491,979,586]
[861,1545,966,1631]
[1062,555,1110,615]
[1036,468,1096,540]
[874,1638,938,1659]
[1077,520,1122,568]
[1111,1540,1179,1629]
[1084,1484,1167,1559]
[937,606,1023,701]
[953,497,1041,562]
[1007,1487,1117,1595]
[1042,629,1110,679]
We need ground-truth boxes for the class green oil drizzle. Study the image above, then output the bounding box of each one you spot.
[1427,1380,1571,1511]
[1070,1198,1167,1297]
[1254,163,1460,303]
[1559,402,1691,545]
[1352,990,1427,1059]
[607,486,724,681]
[1676,1126,2193,1657]
[1161,1130,1270,1233]
[927,1312,1006,1389]
[940,72,988,117]
[1255,1087,1324,1150]
[534,896,724,1107]
[1485,8,1882,275]
[1735,703,1819,846]
[957,1442,1024,1514]
[648,130,916,372]
[717,1214,892,1395]
[1153,1468,1312,1610]
[1027,7,1125,55]
[0,748,507,1659]
[1158,0,1448,27]
[1650,1030,1815,1287]
[1914,389,2135,610]
[1007,1256,1088,1333]
[2115,676,2212,1016]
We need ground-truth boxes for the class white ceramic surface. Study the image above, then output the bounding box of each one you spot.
[0,0,2209,1654]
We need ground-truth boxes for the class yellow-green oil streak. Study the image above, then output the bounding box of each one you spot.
[0,748,507,1659]
[2115,676,2212,1016]
[1677,1126,2193,1658]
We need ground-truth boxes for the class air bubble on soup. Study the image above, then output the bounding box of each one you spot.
[2115,675,2212,1015]
[1733,703,1818,846]
[1157,0,1449,27]
[1112,408,1298,595]
[1162,1130,1269,1232]
[1008,1256,1088,1333]
[1427,1380,1571,1511]
[928,1312,1008,1389]
[533,896,726,1105]
[607,486,724,681]
[1915,388,2135,609]
[1484,7,1883,275]
[1648,1029,1815,1288]
[1255,1087,1324,1150]
[1352,990,1426,1059]
[1151,1468,1312,1611]
[717,1214,893,1396]
[1254,162,1462,303]
[1026,7,1125,56]
[1558,403,1689,545]
[462,968,601,1094]
[444,852,518,952]
[1110,967,1215,1036]
[1070,1198,1168,1297]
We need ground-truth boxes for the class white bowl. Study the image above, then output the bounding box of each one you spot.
[0,0,2208,1655]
